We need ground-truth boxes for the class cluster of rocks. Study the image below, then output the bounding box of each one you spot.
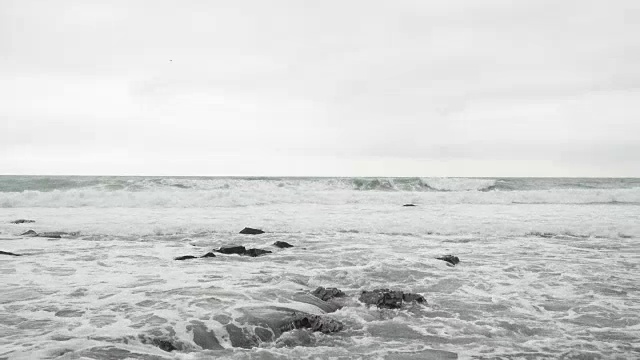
[174,238,294,261]
[358,289,426,309]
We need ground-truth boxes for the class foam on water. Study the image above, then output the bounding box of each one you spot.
[0,177,639,359]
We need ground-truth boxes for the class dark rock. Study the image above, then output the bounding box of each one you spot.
[280,313,344,334]
[402,293,426,304]
[0,250,21,256]
[254,327,274,342]
[359,289,404,309]
[174,255,197,261]
[216,245,246,255]
[43,231,78,238]
[10,219,35,224]
[311,287,345,301]
[244,248,272,257]
[225,323,260,348]
[215,246,271,257]
[151,338,177,352]
[359,289,427,309]
[21,230,38,237]
[403,204,417,207]
[200,252,216,258]
[240,227,265,235]
[273,241,293,248]
[186,321,224,350]
[436,255,460,266]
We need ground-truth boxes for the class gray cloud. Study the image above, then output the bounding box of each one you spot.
[1,0,639,175]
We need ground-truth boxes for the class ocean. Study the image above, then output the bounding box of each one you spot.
[0,176,638,359]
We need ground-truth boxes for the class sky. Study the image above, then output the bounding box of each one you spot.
[1,0,639,176]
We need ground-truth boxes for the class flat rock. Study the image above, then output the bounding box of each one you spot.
[311,287,345,302]
[244,248,272,257]
[239,227,265,235]
[216,245,247,255]
[436,255,460,266]
[10,219,35,224]
[215,246,271,257]
[0,250,21,256]
[40,231,78,238]
[273,241,293,248]
[174,255,197,261]
[20,230,78,238]
[403,204,417,207]
[359,289,426,309]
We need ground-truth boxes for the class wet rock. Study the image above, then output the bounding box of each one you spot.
[402,293,426,304]
[273,241,293,248]
[225,323,260,348]
[216,245,247,255]
[138,334,186,353]
[186,321,224,350]
[254,327,274,342]
[10,219,35,224]
[359,289,426,309]
[21,230,38,237]
[151,338,177,352]
[215,245,271,257]
[436,255,460,266]
[239,227,264,235]
[280,313,344,334]
[311,287,345,301]
[0,250,21,256]
[403,204,417,207]
[200,252,216,258]
[244,248,272,257]
[174,255,197,261]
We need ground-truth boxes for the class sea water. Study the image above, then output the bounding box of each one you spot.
[0,176,638,359]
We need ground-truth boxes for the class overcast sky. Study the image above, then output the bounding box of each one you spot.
[1,0,639,176]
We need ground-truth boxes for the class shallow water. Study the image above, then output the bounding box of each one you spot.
[0,177,639,359]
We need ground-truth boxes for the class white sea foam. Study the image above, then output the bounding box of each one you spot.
[0,177,639,359]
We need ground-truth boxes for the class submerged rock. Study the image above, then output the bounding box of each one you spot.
[227,305,344,348]
[359,289,426,309]
[1,250,21,256]
[41,231,78,238]
[273,241,293,248]
[311,287,345,302]
[174,255,198,261]
[239,227,265,235]
[436,255,460,266]
[244,248,272,257]
[403,204,417,207]
[10,219,35,224]
[20,230,78,238]
[186,321,224,350]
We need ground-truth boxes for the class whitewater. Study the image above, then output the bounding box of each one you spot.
[0,176,639,359]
